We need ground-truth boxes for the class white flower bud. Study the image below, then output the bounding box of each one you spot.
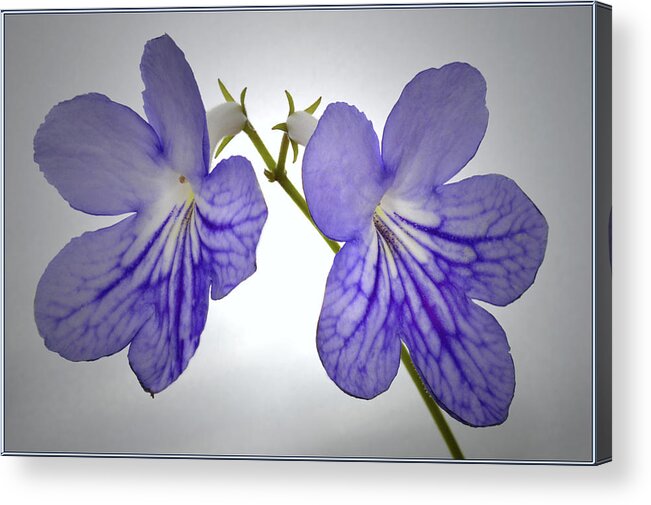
[286,110,317,146]
[206,102,247,155]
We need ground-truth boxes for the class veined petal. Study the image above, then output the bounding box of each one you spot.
[194,156,268,300]
[127,202,210,393]
[35,199,212,393]
[34,93,164,215]
[141,34,209,184]
[381,174,548,306]
[303,103,392,242]
[34,215,152,361]
[316,228,402,399]
[382,63,489,200]
[393,250,515,427]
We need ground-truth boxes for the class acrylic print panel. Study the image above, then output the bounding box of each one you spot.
[2,4,606,463]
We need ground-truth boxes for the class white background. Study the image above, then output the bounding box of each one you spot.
[0,0,648,503]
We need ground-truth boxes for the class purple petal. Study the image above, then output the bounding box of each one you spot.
[34,215,151,361]
[393,250,515,426]
[382,174,548,306]
[35,200,212,394]
[316,229,402,399]
[141,34,209,185]
[34,93,164,215]
[382,63,489,200]
[127,206,210,393]
[303,103,392,242]
[194,156,268,300]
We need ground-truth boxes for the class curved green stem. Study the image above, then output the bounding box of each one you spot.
[243,123,276,174]
[244,125,340,253]
[276,172,340,254]
[242,120,463,459]
[400,346,465,459]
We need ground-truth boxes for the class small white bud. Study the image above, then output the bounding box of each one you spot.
[206,102,247,155]
[286,111,317,146]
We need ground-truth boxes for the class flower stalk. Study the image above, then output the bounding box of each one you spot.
[400,345,465,459]
[243,123,340,254]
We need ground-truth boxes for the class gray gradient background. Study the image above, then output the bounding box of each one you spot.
[3,5,593,461]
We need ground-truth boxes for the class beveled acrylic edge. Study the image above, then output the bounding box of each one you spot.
[0,1,611,465]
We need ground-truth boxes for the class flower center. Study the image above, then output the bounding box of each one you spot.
[373,206,399,248]
[373,204,433,265]
[157,170,195,210]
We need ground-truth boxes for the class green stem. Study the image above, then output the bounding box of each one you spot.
[400,346,465,459]
[276,132,290,177]
[276,172,340,254]
[243,120,463,459]
[244,125,340,254]
[243,123,276,173]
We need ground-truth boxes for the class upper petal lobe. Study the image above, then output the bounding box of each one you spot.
[141,34,209,184]
[316,228,402,399]
[382,63,489,200]
[34,93,164,215]
[303,103,392,242]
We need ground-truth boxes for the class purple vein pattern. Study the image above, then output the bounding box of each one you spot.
[303,63,548,426]
[33,35,267,394]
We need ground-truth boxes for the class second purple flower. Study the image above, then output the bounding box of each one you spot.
[303,63,548,427]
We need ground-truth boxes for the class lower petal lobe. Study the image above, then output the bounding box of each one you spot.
[129,156,267,392]
[374,175,545,425]
[35,155,267,394]
[316,228,402,399]
[394,251,515,426]
[35,215,152,361]
[382,174,548,306]
[194,156,268,300]
[127,204,210,393]
[35,201,212,394]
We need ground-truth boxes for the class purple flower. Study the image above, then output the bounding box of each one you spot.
[33,35,267,394]
[303,63,548,426]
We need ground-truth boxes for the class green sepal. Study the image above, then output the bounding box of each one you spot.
[304,96,322,115]
[240,87,248,115]
[285,90,295,115]
[218,79,235,102]
[291,139,299,163]
[214,135,234,159]
[272,122,288,132]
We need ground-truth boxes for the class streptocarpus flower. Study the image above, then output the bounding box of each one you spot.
[33,35,268,394]
[303,63,548,426]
